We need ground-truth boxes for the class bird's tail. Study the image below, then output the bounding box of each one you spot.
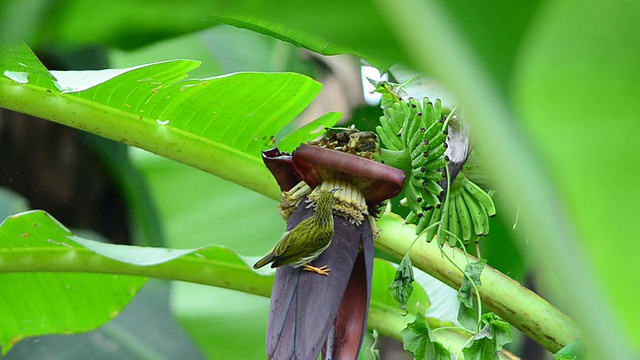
[253,252,275,269]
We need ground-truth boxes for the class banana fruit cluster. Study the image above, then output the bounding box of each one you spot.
[376,94,496,246]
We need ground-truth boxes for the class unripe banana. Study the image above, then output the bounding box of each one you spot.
[426,131,447,151]
[408,124,426,150]
[422,169,446,182]
[376,126,401,151]
[448,197,461,247]
[376,89,496,244]
[409,176,444,198]
[455,192,474,243]
[404,182,426,215]
[462,178,496,216]
[377,117,404,150]
[423,156,448,172]
[415,210,432,234]
[460,187,486,236]
[425,205,442,242]
[424,143,448,163]
[421,121,443,147]
[438,201,450,247]
[404,210,419,225]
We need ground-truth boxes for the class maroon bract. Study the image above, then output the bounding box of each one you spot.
[261,143,406,360]
[261,148,300,192]
[266,204,373,360]
[291,144,405,203]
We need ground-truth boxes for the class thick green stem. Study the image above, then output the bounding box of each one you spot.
[0,80,281,200]
[0,247,274,298]
[376,212,579,353]
[0,211,578,354]
[0,245,513,358]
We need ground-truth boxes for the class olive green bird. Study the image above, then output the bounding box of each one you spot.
[253,188,338,276]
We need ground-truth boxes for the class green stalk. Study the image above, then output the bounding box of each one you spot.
[0,80,281,201]
[0,210,578,353]
[376,212,579,353]
[0,246,274,297]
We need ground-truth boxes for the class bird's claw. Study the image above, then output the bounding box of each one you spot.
[303,264,331,276]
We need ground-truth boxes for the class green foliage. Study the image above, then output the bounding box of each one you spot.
[371,259,429,316]
[401,313,450,360]
[401,312,512,360]
[1,0,639,358]
[462,313,512,360]
[0,212,147,354]
[457,259,487,332]
[0,210,276,354]
[277,112,339,153]
[0,273,145,355]
[458,259,485,309]
[0,44,328,200]
[388,254,414,312]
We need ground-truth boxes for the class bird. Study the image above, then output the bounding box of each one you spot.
[253,188,338,275]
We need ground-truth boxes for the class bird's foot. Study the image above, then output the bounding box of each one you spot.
[303,264,331,276]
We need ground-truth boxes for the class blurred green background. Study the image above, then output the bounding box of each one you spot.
[1,0,639,359]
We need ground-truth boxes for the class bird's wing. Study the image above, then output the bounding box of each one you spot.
[273,230,292,257]
[315,228,333,244]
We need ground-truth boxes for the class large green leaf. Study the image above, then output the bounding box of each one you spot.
[0,273,145,356]
[0,210,275,291]
[0,192,150,356]
[6,0,545,81]
[0,44,338,200]
[6,280,206,360]
[1,209,491,357]
[0,210,275,353]
[3,0,402,70]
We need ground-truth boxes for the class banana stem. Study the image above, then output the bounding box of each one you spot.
[375,212,579,353]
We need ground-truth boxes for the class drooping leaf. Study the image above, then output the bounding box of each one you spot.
[0,44,328,200]
[0,210,275,288]
[401,313,450,360]
[457,259,486,331]
[371,259,429,316]
[462,313,512,360]
[457,301,479,334]
[458,259,485,308]
[388,254,414,312]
